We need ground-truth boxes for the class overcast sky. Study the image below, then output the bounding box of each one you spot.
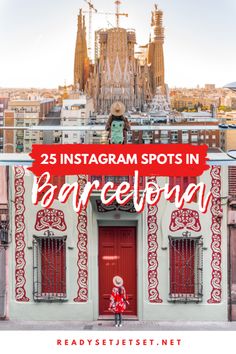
[0,0,235,88]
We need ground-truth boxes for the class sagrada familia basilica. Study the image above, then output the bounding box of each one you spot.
[74,2,166,113]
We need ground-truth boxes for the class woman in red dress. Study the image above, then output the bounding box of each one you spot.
[109,276,129,327]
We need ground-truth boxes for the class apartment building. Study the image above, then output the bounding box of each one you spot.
[61,96,94,144]
[3,99,55,153]
[0,98,9,152]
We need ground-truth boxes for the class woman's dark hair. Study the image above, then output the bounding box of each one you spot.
[112,115,123,119]
[118,286,123,295]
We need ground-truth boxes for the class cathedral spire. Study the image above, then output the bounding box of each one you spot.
[74,9,89,90]
[151,4,164,42]
[147,4,165,94]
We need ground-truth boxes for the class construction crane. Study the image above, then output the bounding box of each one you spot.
[83,0,128,58]
[83,0,98,58]
[83,0,128,29]
[114,0,128,28]
[83,10,128,23]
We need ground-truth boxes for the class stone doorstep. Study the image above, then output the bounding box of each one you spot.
[98,315,138,321]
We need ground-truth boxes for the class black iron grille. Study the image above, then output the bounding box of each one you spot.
[33,234,67,301]
[169,236,203,303]
[0,219,9,244]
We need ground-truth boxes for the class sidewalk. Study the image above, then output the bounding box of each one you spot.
[0,320,236,331]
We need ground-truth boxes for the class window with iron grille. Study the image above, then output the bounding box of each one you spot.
[104,176,129,184]
[37,175,66,201]
[169,235,203,302]
[89,175,144,189]
[0,211,9,245]
[169,176,197,203]
[0,221,9,244]
[229,166,236,198]
[33,232,67,301]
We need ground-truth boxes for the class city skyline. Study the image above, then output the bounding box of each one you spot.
[0,0,236,88]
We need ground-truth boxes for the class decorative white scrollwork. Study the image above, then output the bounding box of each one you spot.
[208,166,222,304]
[34,208,67,231]
[169,208,201,232]
[74,175,88,302]
[14,167,29,302]
[147,177,162,303]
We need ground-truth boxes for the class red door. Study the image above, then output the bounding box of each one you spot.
[99,226,137,316]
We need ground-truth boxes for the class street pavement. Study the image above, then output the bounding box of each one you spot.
[0,320,236,331]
